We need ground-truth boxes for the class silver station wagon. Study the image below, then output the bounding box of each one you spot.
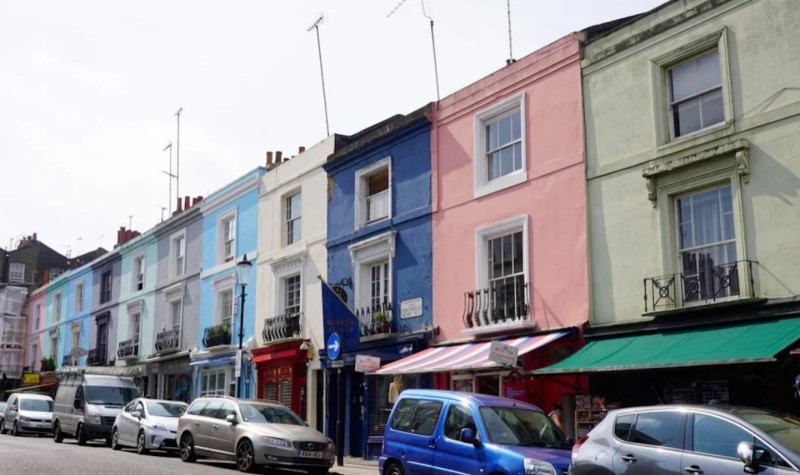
[176,396,335,474]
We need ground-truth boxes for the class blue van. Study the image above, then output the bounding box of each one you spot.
[380,389,572,475]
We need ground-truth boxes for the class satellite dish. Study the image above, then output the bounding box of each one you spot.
[70,347,88,358]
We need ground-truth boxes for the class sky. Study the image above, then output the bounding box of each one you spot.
[0,0,665,256]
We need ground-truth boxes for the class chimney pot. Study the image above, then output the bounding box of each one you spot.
[184,196,190,210]
[275,151,283,163]
[33,232,37,241]
[266,151,273,165]
[176,197,183,212]
[299,146,306,154]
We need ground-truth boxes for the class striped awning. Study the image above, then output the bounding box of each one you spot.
[374,331,567,374]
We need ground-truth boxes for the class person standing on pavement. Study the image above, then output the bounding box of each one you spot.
[548,402,564,432]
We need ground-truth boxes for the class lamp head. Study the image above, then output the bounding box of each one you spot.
[236,254,253,286]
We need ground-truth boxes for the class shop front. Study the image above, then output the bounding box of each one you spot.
[535,314,800,436]
[145,351,193,403]
[190,352,240,398]
[252,340,308,418]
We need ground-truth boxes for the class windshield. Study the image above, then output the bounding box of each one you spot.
[21,399,53,412]
[479,406,567,448]
[239,403,304,425]
[85,386,138,406]
[736,409,800,452]
[147,402,187,417]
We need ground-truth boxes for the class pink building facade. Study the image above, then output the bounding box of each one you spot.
[429,33,588,410]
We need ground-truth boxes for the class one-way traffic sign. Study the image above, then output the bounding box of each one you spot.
[327,333,342,360]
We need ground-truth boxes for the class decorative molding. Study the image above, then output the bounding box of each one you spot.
[70,320,82,331]
[163,281,185,302]
[348,230,397,264]
[269,249,307,279]
[642,138,750,204]
[211,272,236,291]
[126,299,144,315]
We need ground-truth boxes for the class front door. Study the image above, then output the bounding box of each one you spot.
[612,410,685,475]
[432,403,483,475]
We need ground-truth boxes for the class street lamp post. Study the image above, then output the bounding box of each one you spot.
[235,254,253,398]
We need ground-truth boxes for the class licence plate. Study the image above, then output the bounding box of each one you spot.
[298,450,323,459]
[37,423,51,428]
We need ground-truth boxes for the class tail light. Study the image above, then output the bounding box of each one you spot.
[572,435,589,462]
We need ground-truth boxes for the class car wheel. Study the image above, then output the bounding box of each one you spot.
[137,430,149,455]
[111,428,121,451]
[76,423,87,446]
[307,469,330,475]
[0,422,6,435]
[236,439,257,473]
[385,461,404,475]
[12,422,19,437]
[179,433,197,463]
[53,422,63,443]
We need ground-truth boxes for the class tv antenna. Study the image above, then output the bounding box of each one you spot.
[506,0,515,64]
[174,108,183,200]
[159,205,167,222]
[307,15,330,136]
[162,142,175,212]
[388,0,440,101]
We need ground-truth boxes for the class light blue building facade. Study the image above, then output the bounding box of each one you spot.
[44,275,69,369]
[60,264,94,367]
[193,167,266,399]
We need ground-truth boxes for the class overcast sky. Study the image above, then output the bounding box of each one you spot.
[0,0,664,256]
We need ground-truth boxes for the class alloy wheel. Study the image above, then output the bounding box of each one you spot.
[111,428,121,450]
[53,423,63,443]
[179,433,196,463]
[236,439,256,473]
[12,422,19,437]
[137,431,148,455]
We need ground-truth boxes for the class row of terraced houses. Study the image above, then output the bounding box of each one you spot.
[8,0,800,459]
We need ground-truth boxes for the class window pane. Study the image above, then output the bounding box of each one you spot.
[444,404,476,440]
[615,414,635,440]
[409,400,443,436]
[629,412,683,449]
[501,146,515,176]
[513,142,522,173]
[391,399,417,432]
[695,49,721,92]
[674,97,702,136]
[488,150,502,180]
[498,115,512,146]
[511,111,521,141]
[693,414,752,459]
[486,123,498,152]
[200,400,223,418]
[501,234,513,277]
[669,61,695,102]
[700,89,724,128]
[218,402,236,420]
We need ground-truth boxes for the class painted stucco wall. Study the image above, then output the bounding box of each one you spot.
[45,276,69,367]
[583,0,800,324]
[25,289,48,370]
[90,251,121,363]
[326,119,434,333]
[60,265,93,365]
[153,207,203,353]
[431,34,587,342]
[116,232,157,366]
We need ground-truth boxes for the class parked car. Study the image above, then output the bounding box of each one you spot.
[570,404,800,474]
[177,396,335,473]
[111,398,188,454]
[0,401,6,429]
[1,393,54,436]
[52,372,139,446]
[380,389,572,475]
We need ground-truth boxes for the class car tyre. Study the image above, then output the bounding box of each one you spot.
[76,423,87,446]
[179,433,197,463]
[236,439,257,473]
[12,422,20,437]
[0,422,6,435]
[53,422,63,443]
[385,461,404,475]
[137,430,149,455]
[111,428,121,450]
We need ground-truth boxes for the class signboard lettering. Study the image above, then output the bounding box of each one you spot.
[22,373,40,384]
[400,298,423,319]
[489,341,519,367]
[354,355,381,373]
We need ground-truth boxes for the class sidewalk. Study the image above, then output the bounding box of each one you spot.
[329,457,380,475]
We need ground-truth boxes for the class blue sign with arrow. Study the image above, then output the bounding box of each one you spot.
[327,333,342,360]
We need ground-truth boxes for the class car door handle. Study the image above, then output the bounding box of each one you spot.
[684,466,703,474]
[620,454,637,463]
[194,421,199,426]
[212,424,219,429]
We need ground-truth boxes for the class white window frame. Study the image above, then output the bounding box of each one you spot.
[217,209,237,264]
[9,263,25,283]
[170,229,187,278]
[651,28,733,147]
[54,292,62,322]
[169,298,183,333]
[212,273,236,327]
[269,252,306,319]
[281,274,302,316]
[34,304,41,330]
[217,289,235,327]
[473,93,527,199]
[71,326,81,350]
[50,336,58,358]
[132,253,145,291]
[130,312,141,342]
[75,281,84,313]
[198,367,231,397]
[50,268,63,279]
[475,215,530,291]
[451,374,475,393]
[656,165,749,305]
[349,231,396,310]
[284,190,302,246]
[354,157,392,230]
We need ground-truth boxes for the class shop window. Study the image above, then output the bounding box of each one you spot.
[451,375,474,393]
[264,381,277,401]
[199,368,228,397]
[279,380,292,407]
[629,411,683,449]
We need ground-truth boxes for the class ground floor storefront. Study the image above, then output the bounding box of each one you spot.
[189,350,253,399]
[145,351,192,402]
[252,340,308,419]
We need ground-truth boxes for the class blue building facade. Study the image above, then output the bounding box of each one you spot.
[61,264,94,367]
[193,167,266,399]
[323,105,435,459]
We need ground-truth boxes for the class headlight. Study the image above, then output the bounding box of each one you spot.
[260,436,291,448]
[18,416,31,422]
[152,423,167,432]
[87,411,102,425]
[524,459,557,475]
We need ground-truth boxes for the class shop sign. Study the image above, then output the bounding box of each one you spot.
[400,298,423,319]
[354,355,381,373]
[235,350,242,378]
[22,373,40,384]
[489,341,519,367]
[331,360,344,368]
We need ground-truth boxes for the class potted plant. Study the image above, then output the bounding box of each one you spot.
[373,311,391,334]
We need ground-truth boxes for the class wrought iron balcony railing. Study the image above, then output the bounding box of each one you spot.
[262,312,302,344]
[87,347,107,366]
[463,280,530,330]
[643,260,756,312]
[357,301,393,338]
[155,328,181,353]
[117,338,139,359]
[203,322,232,348]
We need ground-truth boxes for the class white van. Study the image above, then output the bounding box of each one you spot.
[52,372,138,446]
[1,393,54,436]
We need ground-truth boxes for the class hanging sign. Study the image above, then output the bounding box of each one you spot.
[489,341,519,367]
[354,355,381,373]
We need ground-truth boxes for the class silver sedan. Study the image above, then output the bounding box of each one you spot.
[111,398,187,454]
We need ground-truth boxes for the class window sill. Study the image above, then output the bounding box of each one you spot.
[657,121,733,158]
[357,216,391,231]
[474,170,528,199]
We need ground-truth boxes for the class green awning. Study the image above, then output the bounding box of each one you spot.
[534,317,800,375]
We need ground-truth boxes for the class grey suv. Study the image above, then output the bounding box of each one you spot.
[570,404,800,474]
[177,396,334,474]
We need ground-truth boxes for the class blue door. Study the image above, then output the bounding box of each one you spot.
[432,402,483,475]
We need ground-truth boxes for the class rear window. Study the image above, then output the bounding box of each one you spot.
[629,411,683,449]
[389,398,443,436]
[615,414,635,440]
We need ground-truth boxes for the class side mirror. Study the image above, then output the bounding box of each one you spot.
[737,441,758,473]
[131,411,142,419]
[459,427,478,446]
[226,414,237,424]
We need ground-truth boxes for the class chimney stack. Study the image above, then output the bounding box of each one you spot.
[184,196,190,210]
[298,146,306,154]
[266,151,274,165]
[176,197,183,212]
[275,151,283,163]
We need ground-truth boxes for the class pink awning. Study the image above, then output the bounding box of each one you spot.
[374,331,567,374]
